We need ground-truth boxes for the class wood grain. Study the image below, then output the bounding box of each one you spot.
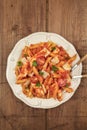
[47,0,87,130]
[0,0,87,130]
[0,0,46,130]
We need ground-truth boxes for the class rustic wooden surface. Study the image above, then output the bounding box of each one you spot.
[0,0,87,130]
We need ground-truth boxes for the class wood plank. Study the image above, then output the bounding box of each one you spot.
[0,118,12,130]
[48,0,87,43]
[1,0,46,66]
[47,116,87,130]
[0,83,45,117]
[0,65,7,83]
[47,0,87,130]
[0,0,46,130]
[0,117,46,130]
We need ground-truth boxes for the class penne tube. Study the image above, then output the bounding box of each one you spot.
[67,54,77,64]
[47,77,53,85]
[57,89,63,101]
[50,52,56,57]
[64,87,73,93]
[52,73,60,78]
[56,61,65,67]
[44,75,50,86]
[16,78,27,84]
[42,85,47,94]
[27,49,33,57]
[53,82,59,99]
[32,66,39,75]
[43,57,52,70]
[29,44,41,49]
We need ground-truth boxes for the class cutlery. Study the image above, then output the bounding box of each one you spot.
[72,74,87,79]
[72,54,87,71]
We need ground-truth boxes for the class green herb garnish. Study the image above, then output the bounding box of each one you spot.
[36,81,41,87]
[32,60,38,67]
[17,61,23,66]
[25,86,29,89]
[65,83,69,88]
[24,54,28,58]
[52,65,58,72]
[39,71,44,76]
[51,47,56,51]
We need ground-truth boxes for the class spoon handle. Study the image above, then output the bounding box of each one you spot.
[72,54,87,71]
[72,74,87,79]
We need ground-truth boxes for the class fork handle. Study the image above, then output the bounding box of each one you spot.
[72,54,87,71]
[72,74,87,79]
[77,54,87,65]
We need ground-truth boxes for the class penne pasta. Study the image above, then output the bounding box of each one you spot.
[64,87,73,93]
[29,43,43,49]
[15,41,76,101]
[53,82,59,99]
[32,66,39,75]
[67,54,77,64]
[43,57,52,70]
[16,78,28,84]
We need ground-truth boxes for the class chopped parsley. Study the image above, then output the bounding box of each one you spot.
[51,47,56,51]
[39,71,44,76]
[52,65,58,72]
[24,54,28,58]
[25,86,29,89]
[32,60,38,67]
[17,61,23,66]
[65,83,69,88]
[36,81,41,87]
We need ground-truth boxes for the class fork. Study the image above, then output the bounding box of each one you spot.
[71,54,87,71]
[71,54,87,79]
[72,74,87,79]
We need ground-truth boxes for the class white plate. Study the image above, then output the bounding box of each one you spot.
[6,32,82,109]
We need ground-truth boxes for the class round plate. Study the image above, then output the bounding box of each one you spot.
[6,32,82,109]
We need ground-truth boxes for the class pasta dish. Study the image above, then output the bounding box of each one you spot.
[15,41,76,101]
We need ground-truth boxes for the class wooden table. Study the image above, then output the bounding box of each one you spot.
[0,0,87,130]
